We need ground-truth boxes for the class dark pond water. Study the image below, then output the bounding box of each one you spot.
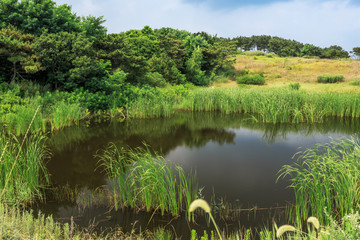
[35,112,360,237]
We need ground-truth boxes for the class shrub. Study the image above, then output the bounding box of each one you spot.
[237,69,249,76]
[236,74,265,85]
[243,50,266,56]
[317,74,344,83]
[289,82,300,90]
[350,78,360,86]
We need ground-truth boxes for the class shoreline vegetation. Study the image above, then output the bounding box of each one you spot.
[1,84,360,135]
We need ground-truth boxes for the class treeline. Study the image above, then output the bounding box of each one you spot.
[0,0,238,94]
[0,0,357,116]
[234,35,350,58]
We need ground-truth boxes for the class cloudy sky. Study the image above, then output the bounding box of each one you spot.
[54,0,360,51]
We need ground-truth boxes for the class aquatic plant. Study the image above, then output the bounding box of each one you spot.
[98,143,198,216]
[180,87,360,123]
[0,107,50,204]
[278,137,360,223]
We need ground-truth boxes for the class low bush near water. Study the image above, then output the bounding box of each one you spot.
[317,74,344,83]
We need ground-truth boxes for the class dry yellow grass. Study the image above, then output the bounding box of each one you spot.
[214,54,360,93]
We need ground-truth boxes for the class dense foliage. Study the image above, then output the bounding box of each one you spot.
[234,35,350,58]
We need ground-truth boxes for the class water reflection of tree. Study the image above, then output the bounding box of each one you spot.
[48,112,360,152]
[46,112,360,189]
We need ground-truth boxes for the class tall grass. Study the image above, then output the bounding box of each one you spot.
[98,143,198,216]
[50,101,88,131]
[0,203,75,239]
[126,91,178,118]
[126,87,360,122]
[278,137,360,223]
[0,132,50,204]
[180,87,360,123]
[1,99,89,135]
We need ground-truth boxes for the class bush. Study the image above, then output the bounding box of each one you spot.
[243,50,266,56]
[236,69,249,76]
[289,82,300,90]
[317,74,344,83]
[350,78,360,86]
[236,74,265,85]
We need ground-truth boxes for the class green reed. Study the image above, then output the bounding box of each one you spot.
[126,92,178,118]
[180,87,360,123]
[0,132,50,204]
[49,101,88,131]
[98,143,198,216]
[127,86,360,122]
[278,137,360,224]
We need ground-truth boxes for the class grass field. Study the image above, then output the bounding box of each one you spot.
[214,54,360,93]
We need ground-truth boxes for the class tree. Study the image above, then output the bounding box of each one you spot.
[321,45,349,59]
[80,15,107,41]
[352,47,360,59]
[33,31,107,91]
[96,27,160,84]
[0,26,41,83]
[185,47,207,86]
[268,37,303,57]
[0,0,82,35]
[300,44,323,57]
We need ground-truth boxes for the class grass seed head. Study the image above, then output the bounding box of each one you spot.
[307,216,320,230]
[276,225,296,238]
[189,199,211,213]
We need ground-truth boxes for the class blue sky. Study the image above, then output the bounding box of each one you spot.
[54,0,360,51]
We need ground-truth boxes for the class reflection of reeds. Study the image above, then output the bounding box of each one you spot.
[279,137,360,223]
[98,143,198,216]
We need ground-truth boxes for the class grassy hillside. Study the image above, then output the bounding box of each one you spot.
[215,53,360,93]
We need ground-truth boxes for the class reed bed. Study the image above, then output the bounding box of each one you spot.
[126,93,178,118]
[0,132,50,205]
[49,101,88,131]
[179,87,360,123]
[278,137,360,224]
[98,143,198,216]
[1,101,89,135]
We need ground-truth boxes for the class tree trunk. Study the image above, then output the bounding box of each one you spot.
[10,62,16,84]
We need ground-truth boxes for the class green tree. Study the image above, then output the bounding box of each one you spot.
[186,47,207,86]
[80,15,107,41]
[96,27,160,84]
[300,44,323,57]
[321,45,349,59]
[0,26,41,83]
[33,31,107,90]
[0,0,82,35]
[352,47,360,59]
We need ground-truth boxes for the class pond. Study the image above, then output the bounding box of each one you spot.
[34,112,360,237]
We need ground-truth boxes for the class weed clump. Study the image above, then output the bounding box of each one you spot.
[317,74,344,83]
[236,74,265,85]
[350,78,360,86]
[289,82,300,90]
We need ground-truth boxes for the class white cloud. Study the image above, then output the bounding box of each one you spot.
[54,0,360,50]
